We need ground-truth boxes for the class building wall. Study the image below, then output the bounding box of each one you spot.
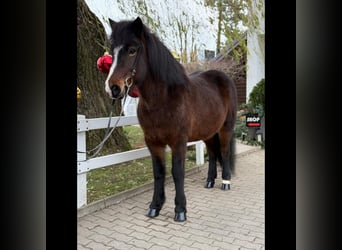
[236,78,246,106]
[246,0,265,102]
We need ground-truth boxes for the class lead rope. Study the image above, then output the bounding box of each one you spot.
[78,45,141,161]
[77,83,132,161]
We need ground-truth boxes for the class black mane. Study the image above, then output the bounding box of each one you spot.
[142,25,188,86]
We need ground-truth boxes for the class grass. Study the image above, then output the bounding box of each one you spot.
[87,125,199,204]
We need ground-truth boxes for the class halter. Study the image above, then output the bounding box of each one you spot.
[77,95,129,160]
[124,45,141,89]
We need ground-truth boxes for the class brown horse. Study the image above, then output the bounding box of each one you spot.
[105,17,238,222]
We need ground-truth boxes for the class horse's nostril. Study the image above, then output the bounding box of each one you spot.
[111,85,121,97]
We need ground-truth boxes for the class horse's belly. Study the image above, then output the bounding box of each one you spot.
[137,101,226,144]
[188,114,226,142]
[188,127,220,142]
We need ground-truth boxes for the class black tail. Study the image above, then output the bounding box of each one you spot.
[228,136,236,175]
[213,133,222,164]
[213,133,236,175]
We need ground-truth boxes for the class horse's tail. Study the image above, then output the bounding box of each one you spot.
[213,133,222,164]
[228,135,236,175]
[214,133,236,175]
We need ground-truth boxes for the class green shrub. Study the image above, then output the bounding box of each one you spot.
[234,78,265,147]
[248,78,265,116]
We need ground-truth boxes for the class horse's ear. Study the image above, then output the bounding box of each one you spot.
[131,17,143,37]
[108,18,116,28]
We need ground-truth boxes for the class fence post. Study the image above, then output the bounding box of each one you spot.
[195,141,204,165]
[77,114,87,208]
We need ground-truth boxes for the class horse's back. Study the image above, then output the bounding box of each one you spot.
[186,69,237,140]
[189,69,237,104]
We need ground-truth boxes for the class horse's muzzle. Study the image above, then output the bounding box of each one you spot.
[111,85,123,99]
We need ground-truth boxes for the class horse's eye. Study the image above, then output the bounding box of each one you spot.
[128,47,137,56]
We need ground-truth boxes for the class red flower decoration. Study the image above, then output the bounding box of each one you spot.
[96,52,139,98]
[97,53,112,74]
[129,87,139,98]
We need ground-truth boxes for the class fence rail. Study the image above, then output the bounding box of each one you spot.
[77,114,205,209]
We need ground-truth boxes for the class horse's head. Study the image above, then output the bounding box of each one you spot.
[105,17,147,99]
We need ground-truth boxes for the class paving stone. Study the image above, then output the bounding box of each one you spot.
[78,147,265,249]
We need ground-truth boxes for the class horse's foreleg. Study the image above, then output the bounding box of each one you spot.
[171,142,187,222]
[146,144,166,218]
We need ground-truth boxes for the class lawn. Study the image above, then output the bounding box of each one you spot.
[87,125,199,204]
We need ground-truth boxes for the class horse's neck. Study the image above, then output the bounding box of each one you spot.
[138,80,167,104]
[138,78,186,107]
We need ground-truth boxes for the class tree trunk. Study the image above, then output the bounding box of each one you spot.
[77,0,131,154]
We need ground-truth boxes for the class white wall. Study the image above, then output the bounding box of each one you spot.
[246,0,265,102]
[122,96,139,116]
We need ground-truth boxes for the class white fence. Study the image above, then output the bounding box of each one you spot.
[77,114,205,209]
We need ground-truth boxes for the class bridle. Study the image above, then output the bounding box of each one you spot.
[77,44,143,160]
[122,44,142,95]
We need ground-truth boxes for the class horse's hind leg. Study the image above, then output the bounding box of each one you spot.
[146,143,166,218]
[218,129,236,190]
[204,135,219,188]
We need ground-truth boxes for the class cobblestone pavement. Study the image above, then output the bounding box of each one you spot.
[78,147,265,250]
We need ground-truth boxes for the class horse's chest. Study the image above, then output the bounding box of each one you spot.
[137,105,188,143]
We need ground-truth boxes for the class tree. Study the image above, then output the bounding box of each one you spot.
[205,0,263,58]
[77,0,131,154]
[115,0,209,63]
[117,0,162,33]
[169,9,200,63]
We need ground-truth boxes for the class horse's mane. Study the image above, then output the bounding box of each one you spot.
[141,24,188,86]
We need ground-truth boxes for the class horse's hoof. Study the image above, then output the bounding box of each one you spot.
[174,211,187,222]
[221,183,230,190]
[146,208,160,218]
[204,181,215,188]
